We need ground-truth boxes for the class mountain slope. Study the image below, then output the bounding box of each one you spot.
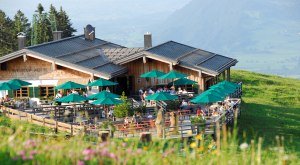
[231,70,300,152]
[153,0,300,77]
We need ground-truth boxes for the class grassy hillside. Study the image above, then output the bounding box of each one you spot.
[231,70,300,152]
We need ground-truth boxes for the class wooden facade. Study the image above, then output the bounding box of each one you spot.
[122,57,217,93]
[0,56,92,98]
[0,56,90,83]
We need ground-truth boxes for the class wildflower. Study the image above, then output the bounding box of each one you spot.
[190,142,197,148]
[196,134,203,140]
[99,142,108,148]
[77,160,85,165]
[122,142,127,147]
[239,142,249,150]
[126,148,132,153]
[208,144,214,149]
[100,148,109,156]
[198,146,204,152]
[24,139,36,148]
[18,150,26,157]
[136,149,142,154]
[82,147,95,160]
[108,153,117,159]
[124,138,129,142]
[143,146,148,151]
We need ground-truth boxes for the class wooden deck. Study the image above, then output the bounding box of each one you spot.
[0,97,241,139]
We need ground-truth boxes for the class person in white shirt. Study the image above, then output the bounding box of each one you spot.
[180,99,188,110]
[178,87,183,94]
[101,110,106,118]
[106,87,110,92]
[148,88,154,94]
[72,89,78,94]
[108,109,114,118]
[55,91,62,99]
[182,88,188,94]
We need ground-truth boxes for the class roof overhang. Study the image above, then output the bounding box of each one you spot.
[0,49,127,80]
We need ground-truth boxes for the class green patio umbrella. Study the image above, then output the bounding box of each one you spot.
[219,80,239,88]
[158,70,187,79]
[88,91,120,100]
[0,82,21,90]
[145,92,178,101]
[55,81,86,89]
[8,79,31,86]
[140,70,166,78]
[56,94,88,103]
[91,97,123,105]
[191,92,223,104]
[87,78,118,87]
[201,89,226,99]
[210,84,236,94]
[168,78,197,86]
[140,70,166,88]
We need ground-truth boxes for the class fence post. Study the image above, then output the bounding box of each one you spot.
[43,118,45,126]
[19,111,21,120]
[55,120,58,133]
[71,123,73,136]
[30,114,33,122]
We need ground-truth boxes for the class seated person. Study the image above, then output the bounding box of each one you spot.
[177,87,183,94]
[101,110,106,118]
[4,95,10,102]
[55,91,62,99]
[106,87,110,92]
[196,107,203,116]
[148,88,154,94]
[182,88,188,94]
[170,88,176,95]
[124,117,129,125]
[180,99,188,109]
[139,88,144,100]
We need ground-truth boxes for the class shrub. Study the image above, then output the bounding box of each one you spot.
[114,92,132,118]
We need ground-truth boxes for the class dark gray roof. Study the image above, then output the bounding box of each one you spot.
[27,35,123,58]
[147,41,196,60]
[102,48,144,61]
[178,49,237,74]
[0,35,127,79]
[0,35,237,78]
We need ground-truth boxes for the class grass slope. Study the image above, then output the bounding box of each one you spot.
[231,70,300,152]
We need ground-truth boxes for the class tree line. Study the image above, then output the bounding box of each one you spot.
[0,3,76,57]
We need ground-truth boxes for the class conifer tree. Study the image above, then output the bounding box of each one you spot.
[13,10,31,49]
[57,6,76,38]
[0,10,14,56]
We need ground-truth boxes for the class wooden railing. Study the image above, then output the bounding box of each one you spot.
[0,106,84,135]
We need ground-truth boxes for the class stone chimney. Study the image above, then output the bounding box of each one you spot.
[53,31,63,41]
[84,24,95,41]
[17,32,26,50]
[144,32,152,49]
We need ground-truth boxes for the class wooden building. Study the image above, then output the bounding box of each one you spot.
[0,25,237,98]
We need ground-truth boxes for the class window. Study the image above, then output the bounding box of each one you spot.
[40,86,55,97]
[0,62,7,70]
[14,87,29,98]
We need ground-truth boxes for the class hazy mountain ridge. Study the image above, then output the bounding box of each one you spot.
[152,0,300,78]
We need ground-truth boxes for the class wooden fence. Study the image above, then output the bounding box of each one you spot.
[0,106,84,135]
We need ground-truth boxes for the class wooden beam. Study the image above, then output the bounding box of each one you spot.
[226,68,231,81]
[198,71,203,93]
[143,56,147,64]
[23,54,27,62]
[52,62,57,71]
[169,63,173,71]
